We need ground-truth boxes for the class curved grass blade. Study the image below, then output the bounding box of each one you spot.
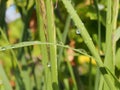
[0,41,91,58]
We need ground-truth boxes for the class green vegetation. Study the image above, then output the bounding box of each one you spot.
[0,0,120,90]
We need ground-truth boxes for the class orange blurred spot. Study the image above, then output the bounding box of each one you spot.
[10,80,16,88]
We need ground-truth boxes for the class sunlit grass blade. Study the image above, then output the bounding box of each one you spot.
[104,0,119,89]
[61,0,117,89]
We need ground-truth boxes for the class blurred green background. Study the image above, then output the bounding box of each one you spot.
[0,0,120,90]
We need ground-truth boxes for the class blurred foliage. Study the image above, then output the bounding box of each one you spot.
[0,0,120,90]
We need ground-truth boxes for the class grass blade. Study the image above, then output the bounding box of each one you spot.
[35,0,52,90]
[0,64,13,90]
[64,50,78,90]
[45,0,58,89]
[61,0,116,89]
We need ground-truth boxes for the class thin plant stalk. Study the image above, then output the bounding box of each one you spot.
[98,76,104,90]
[104,0,115,89]
[88,58,92,90]
[93,0,101,51]
[58,15,71,68]
[94,67,102,90]
[93,0,102,89]
[104,0,114,74]
[64,50,78,90]
[56,28,62,42]
[45,1,58,89]
[111,0,119,89]
[112,0,119,67]
[35,0,52,90]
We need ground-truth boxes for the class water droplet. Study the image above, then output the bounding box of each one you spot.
[47,62,51,68]
[76,29,81,35]
[98,4,104,10]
